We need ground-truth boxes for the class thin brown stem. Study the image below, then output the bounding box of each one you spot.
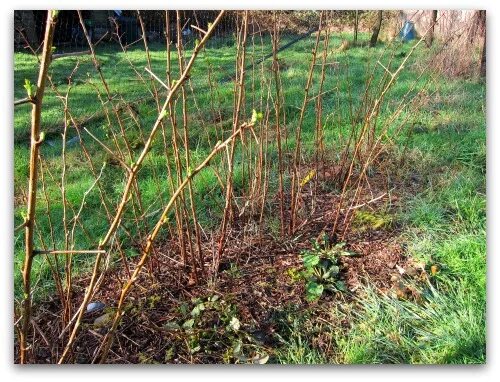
[20,10,57,364]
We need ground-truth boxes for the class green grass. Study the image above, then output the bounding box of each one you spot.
[337,279,485,364]
[14,31,485,364]
[274,76,486,364]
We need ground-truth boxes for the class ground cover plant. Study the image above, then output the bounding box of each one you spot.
[13,10,486,364]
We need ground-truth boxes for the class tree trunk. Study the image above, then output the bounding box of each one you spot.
[480,14,486,78]
[469,10,486,44]
[369,11,383,47]
[425,10,438,47]
[353,10,359,45]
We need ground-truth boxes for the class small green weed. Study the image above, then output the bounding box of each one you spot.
[300,236,352,301]
[163,294,269,363]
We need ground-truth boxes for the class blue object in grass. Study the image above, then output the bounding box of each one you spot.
[400,21,416,42]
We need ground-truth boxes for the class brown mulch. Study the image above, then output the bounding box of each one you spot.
[19,167,417,364]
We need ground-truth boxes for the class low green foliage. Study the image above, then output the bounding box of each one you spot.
[300,237,351,301]
[157,294,269,362]
[352,209,393,231]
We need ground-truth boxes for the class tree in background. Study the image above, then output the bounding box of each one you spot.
[369,11,383,47]
[353,10,359,45]
[425,10,438,47]
[479,10,486,78]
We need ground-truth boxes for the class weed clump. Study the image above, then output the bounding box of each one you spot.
[300,236,354,301]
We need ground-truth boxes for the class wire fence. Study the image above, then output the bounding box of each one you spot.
[15,10,247,53]
[16,10,393,54]
[15,10,485,72]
